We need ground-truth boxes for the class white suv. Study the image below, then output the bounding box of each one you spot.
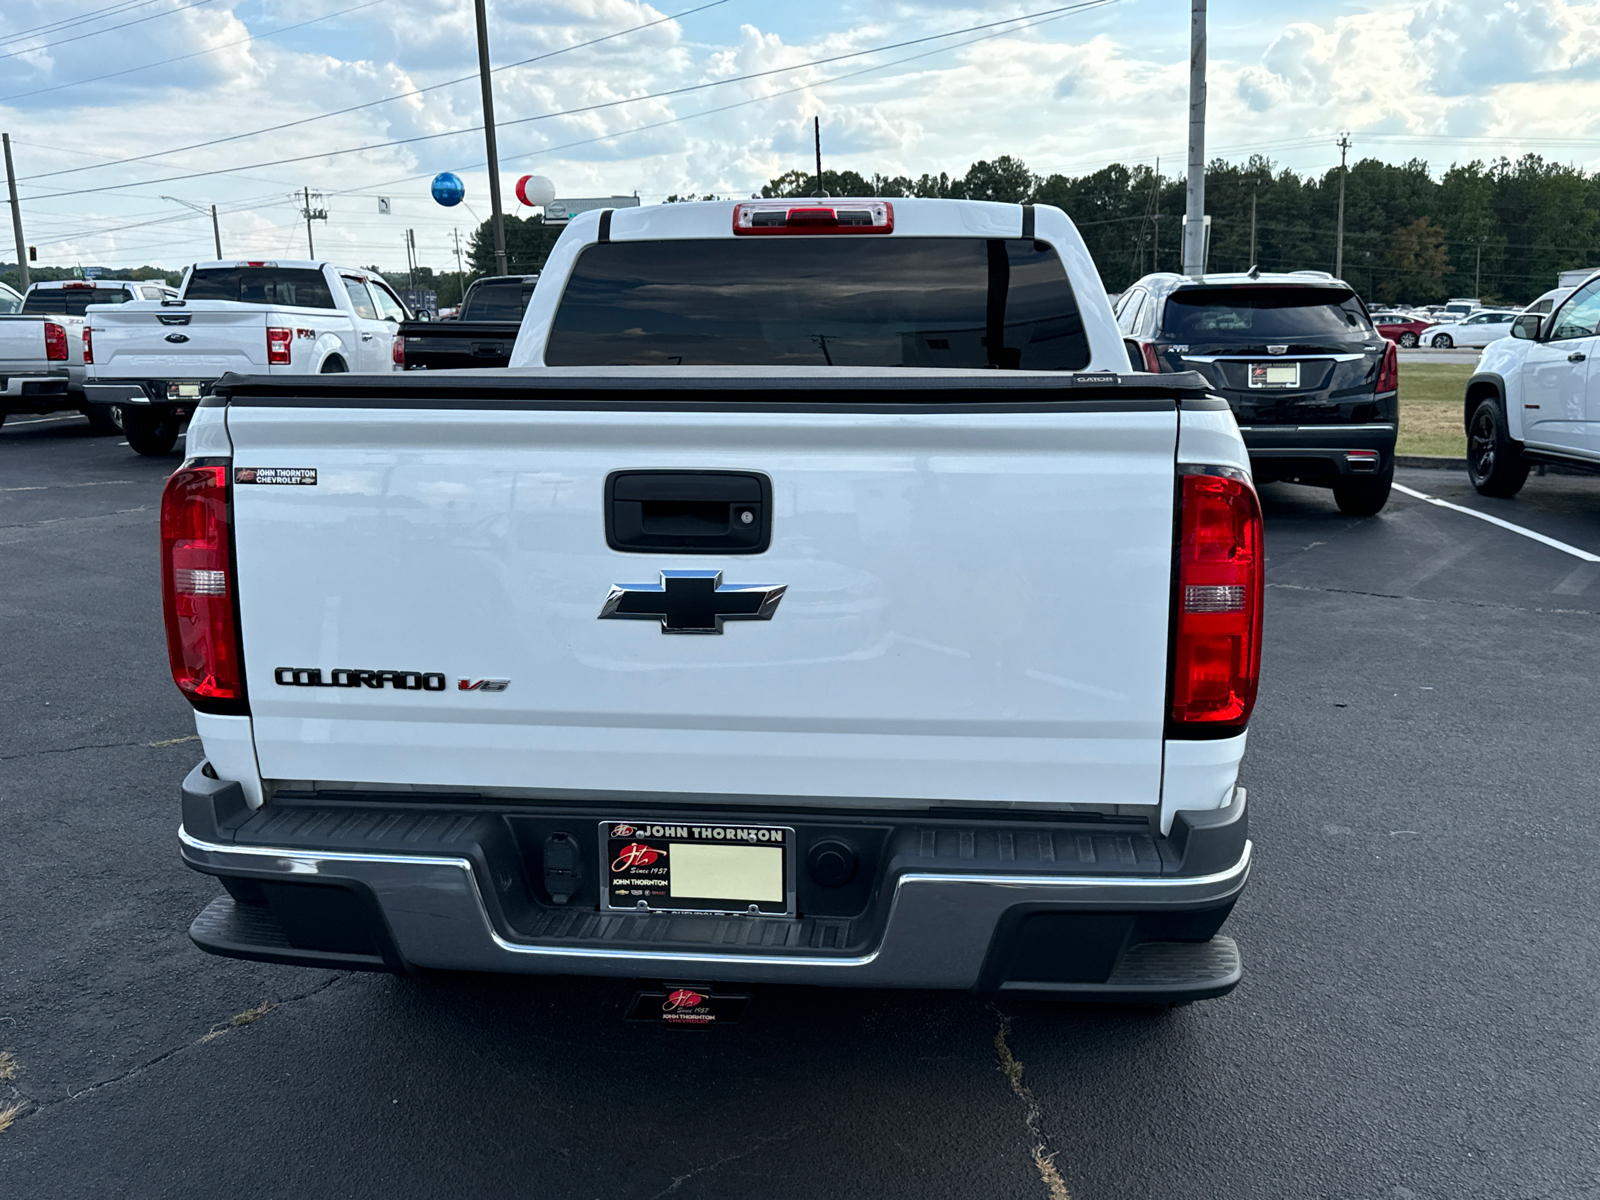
[1465,270,1600,495]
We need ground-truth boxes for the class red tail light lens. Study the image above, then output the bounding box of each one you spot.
[1141,342,1163,373]
[160,463,246,713]
[82,325,94,365]
[1376,339,1398,394]
[1169,470,1263,735]
[732,200,893,235]
[266,326,292,365]
[392,335,405,367]
[45,321,68,361]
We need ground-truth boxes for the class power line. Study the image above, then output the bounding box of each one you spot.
[20,0,736,183]
[0,0,384,105]
[38,0,1113,258]
[330,1,1117,204]
[0,0,170,46]
[0,0,217,63]
[20,0,1118,201]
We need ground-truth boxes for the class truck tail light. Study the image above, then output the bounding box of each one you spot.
[1141,342,1163,373]
[1376,339,1398,394]
[45,321,68,361]
[732,200,893,235]
[82,325,93,364]
[266,326,292,365]
[392,335,405,367]
[1169,469,1263,736]
[160,463,247,714]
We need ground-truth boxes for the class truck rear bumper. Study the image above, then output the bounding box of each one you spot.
[178,765,1251,1001]
[85,380,214,406]
[1,372,69,399]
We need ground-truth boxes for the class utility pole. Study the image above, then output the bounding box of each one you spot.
[300,186,327,258]
[1249,189,1257,268]
[1152,158,1160,273]
[1473,235,1488,296]
[452,228,465,304]
[1181,0,1207,278]
[814,116,825,197]
[473,0,507,275]
[209,205,222,259]
[4,133,29,292]
[405,229,417,294]
[1334,132,1351,279]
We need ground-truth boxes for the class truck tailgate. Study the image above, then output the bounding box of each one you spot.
[90,302,266,379]
[0,316,45,369]
[226,385,1178,810]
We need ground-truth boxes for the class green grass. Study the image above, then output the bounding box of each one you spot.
[1398,362,1473,458]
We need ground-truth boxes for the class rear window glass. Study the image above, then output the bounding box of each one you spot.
[545,238,1090,369]
[1161,287,1370,340]
[184,267,336,309]
[21,286,131,316]
[461,280,536,321]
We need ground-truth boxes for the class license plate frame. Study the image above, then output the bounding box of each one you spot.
[600,820,795,916]
[1248,362,1300,389]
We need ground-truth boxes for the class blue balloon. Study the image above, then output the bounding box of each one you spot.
[431,172,465,207]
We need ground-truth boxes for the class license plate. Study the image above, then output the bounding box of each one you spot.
[174,383,203,399]
[601,821,793,915]
[1249,363,1299,389]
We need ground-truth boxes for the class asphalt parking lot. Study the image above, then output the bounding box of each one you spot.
[4,412,1599,1199]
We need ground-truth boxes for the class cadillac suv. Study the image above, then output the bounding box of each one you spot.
[1117,271,1398,516]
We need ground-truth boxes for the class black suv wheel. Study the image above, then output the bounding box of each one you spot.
[1332,466,1393,516]
[1466,397,1529,497]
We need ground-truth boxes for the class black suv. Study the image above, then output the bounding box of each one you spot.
[1116,271,1398,515]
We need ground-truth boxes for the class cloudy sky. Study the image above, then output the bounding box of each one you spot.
[3,0,1597,271]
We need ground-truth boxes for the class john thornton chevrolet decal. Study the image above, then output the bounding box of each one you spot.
[235,467,317,485]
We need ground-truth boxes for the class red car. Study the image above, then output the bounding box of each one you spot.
[1373,314,1433,347]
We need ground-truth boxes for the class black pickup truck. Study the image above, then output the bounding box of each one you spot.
[397,274,538,370]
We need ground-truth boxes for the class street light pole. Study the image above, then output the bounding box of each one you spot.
[1181,0,1207,278]
[473,0,508,276]
[161,195,223,259]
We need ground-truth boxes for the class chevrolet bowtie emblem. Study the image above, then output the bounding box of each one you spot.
[599,570,786,634]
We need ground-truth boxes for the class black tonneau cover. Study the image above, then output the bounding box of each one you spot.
[208,369,1218,411]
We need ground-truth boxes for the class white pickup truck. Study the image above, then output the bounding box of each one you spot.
[0,307,104,430]
[166,198,1261,1008]
[84,260,408,455]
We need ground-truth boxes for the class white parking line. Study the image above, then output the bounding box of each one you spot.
[3,414,86,426]
[0,480,137,493]
[1393,482,1600,563]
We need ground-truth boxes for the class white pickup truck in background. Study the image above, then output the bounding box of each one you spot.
[84,260,409,455]
[0,306,105,431]
[167,198,1261,1007]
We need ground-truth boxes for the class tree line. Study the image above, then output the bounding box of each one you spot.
[461,152,1600,306]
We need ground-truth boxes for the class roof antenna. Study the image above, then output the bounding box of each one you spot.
[812,116,829,199]
[1247,263,1261,279]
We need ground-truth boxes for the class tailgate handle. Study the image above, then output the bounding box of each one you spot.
[606,470,771,554]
